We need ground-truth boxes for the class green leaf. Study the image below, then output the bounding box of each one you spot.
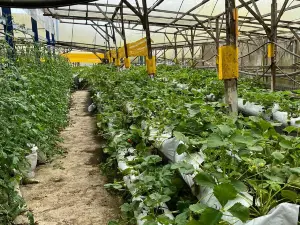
[284,126,297,134]
[230,134,255,146]
[228,202,249,222]
[187,220,201,225]
[231,180,248,192]
[271,151,284,161]
[120,203,132,212]
[251,158,266,168]
[290,167,300,174]
[281,190,298,202]
[288,174,300,188]
[189,203,207,214]
[207,133,224,148]
[174,131,189,144]
[194,172,216,188]
[157,215,173,224]
[199,208,222,225]
[248,146,263,152]
[177,143,189,154]
[108,220,119,225]
[217,124,232,136]
[213,183,237,207]
[171,162,194,174]
[279,140,293,149]
[143,221,157,225]
[175,212,188,225]
[104,183,123,190]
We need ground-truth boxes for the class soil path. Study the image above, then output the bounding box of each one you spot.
[21,90,120,225]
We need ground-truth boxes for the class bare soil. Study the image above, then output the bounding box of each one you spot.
[20,90,121,225]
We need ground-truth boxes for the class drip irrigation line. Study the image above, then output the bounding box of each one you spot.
[205,0,219,33]
[238,42,267,59]
[273,42,300,59]
[277,40,294,64]
[176,0,185,19]
[189,53,216,66]
[240,68,300,77]
[240,65,271,82]
[276,65,300,85]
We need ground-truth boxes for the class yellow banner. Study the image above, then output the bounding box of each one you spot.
[107,38,148,59]
[61,52,104,63]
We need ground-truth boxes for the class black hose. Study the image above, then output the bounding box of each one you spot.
[0,0,96,8]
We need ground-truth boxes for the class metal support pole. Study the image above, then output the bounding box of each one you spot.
[270,0,277,91]
[224,0,238,115]
[31,17,39,42]
[201,45,205,66]
[293,39,298,88]
[142,0,154,76]
[164,47,166,64]
[216,17,220,72]
[262,37,267,82]
[182,47,184,65]
[51,33,56,55]
[112,26,119,66]
[2,7,14,50]
[174,33,178,64]
[121,3,129,67]
[46,30,51,54]
[105,25,112,62]
[191,28,195,65]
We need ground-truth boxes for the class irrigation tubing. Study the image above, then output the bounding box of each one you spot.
[238,42,268,59]
[273,42,300,59]
[240,69,300,77]
[276,65,300,85]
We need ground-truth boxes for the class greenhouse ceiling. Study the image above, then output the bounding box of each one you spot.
[40,0,300,49]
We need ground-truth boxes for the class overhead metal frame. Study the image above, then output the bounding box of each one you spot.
[1,0,300,90]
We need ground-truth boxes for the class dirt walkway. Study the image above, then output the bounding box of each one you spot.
[21,90,120,225]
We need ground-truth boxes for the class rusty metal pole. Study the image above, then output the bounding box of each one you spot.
[201,45,205,66]
[293,39,298,88]
[270,0,277,91]
[174,33,178,64]
[216,17,220,71]
[112,26,119,66]
[182,47,184,66]
[142,0,154,77]
[191,28,195,65]
[105,24,112,63]
[120,3,129,68]
[224,0,238,115]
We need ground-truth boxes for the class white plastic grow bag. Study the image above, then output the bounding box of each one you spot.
[25,144,38,178]
[158,137,255,224]
[238,98,300,127]
[116,146,174,224]
[245,203,299,225]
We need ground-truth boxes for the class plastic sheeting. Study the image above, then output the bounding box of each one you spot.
[25,143,38,178]
[116,144,174,224]
[245,203,299,225]
[101,95,300,224]
[238,98,300,127]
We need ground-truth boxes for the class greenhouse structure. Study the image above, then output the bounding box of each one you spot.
[0,0,300,224]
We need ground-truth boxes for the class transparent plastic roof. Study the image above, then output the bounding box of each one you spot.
[42,0,300,49]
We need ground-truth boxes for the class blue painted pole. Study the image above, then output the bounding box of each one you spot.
[31,17,38,42]
[46,30,50,45]
[46,30,51,55]
[51,33,55,54]
[2,7,14,49]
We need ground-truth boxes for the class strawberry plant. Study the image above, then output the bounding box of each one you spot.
[0,41,73,224]
[80,64,300,225]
